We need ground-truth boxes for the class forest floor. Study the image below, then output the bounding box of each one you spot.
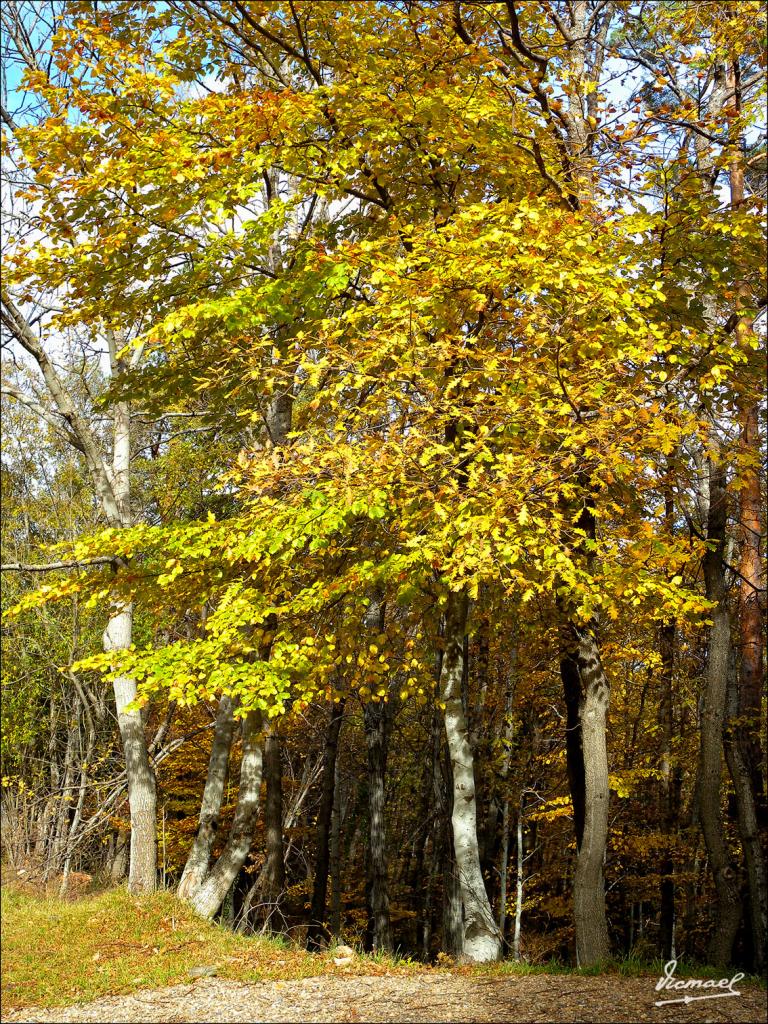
[2,883,766,1024]
[3,973,768,1024]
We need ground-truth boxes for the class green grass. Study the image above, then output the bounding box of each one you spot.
[614,952,766,986]
[0,885,422,1010]
[464,953,767,986]
[3,885,764,1011]
[467,957,573,977]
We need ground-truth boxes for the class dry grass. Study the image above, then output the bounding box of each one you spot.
[0,885,423,1011]
[4,884,763,1013]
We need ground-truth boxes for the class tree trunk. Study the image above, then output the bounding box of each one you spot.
[442,849,464,957]
[566,627,611,967]
[727,58,766,973]
[736,398,767,819]
[513,799,524,961]
[60,694,97,896]
[47,721,76,877]
[104,603,157,894]
[363,699,393,952]
[189,709,264,920]
[469,609,490,754]
[420,840,435,960]
[441,740,464,961]
[260,721,287,933]
[418,669,446,960]
[221,882,235,927]
[108,385,157,894]
[36,696,59,865]
[558,491,611,967]
[0,304,158,893]
[497,657,516,941]
[330,760,343,938]
[110,831,129,882]
[361,590,392,952]
[736,399,766,791]
[306,699,345,950]
[658,617,677,962]
[206,373,294,932]
[725,656,767,973]
[439,589,501,962]
[698,457,742,966]
[560,649,586,851]
[178,695,236,901]
[726,57,766,820]
[409,809,431,955]
[499,799,510,942]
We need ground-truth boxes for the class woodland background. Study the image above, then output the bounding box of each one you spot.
[0,0,766,979]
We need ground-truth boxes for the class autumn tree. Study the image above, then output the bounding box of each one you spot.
[2,0,764,970]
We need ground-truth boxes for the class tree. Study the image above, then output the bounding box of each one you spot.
[2,0,764,968]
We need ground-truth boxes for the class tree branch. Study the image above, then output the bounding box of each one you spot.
[1,557,121,572]
[453,2,474,45]
[504,1,548,69]
[0,101,18,132]
[1,285,121,525]
[1,384,86,452]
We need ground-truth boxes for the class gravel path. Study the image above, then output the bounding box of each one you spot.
[3,973,766,1024]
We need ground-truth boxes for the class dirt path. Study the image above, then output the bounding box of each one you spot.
[2,973,765,1024]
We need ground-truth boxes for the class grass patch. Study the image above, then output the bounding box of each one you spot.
[3,885,764,1010]
[614,953,766,987]
[465,957,575,977]
[0,885,422,1010]
[465,955,767,987]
